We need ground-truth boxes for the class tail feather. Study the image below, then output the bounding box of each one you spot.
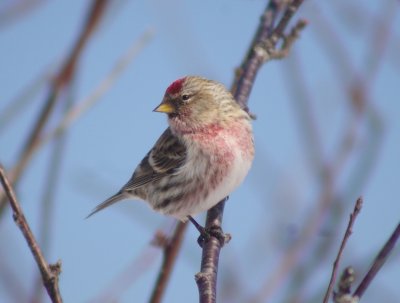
[86,191,126,219]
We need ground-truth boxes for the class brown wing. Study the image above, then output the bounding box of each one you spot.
[122,128,187,191]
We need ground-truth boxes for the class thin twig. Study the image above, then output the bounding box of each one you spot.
[323,197,363,303]
[0,28,154,198]
[249,3,386,300]
[87,221,177,303]
[0,0,45,28]
[31,85,73,303]
[44,28,154,145]
[232,0,306,111]
[353,222,400,299]
[0,0,110,216]
[0,165,63,303]
[281,7,385,297]
[196,1,306,302]
[149,222,188,303]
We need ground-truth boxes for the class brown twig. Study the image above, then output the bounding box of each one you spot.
[254,2,387,300]
[195,201,227,303]
[323,197,363,303]
[3,28,154,176]
[232,0,306,111]
[149,222,188,303]
[87,221,177,303]
[0,165,63,303]
[0,0,45,28]
[353,222,400,299]
[31,88,73,303]
[0,0,110,216]
[44,28,154,145]
[196,1,306,302]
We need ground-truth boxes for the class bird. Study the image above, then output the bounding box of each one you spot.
[87,76,254,225]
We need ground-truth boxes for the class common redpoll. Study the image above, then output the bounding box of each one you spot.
[87,76,254,222]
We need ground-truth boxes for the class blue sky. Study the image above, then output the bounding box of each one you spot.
[1,1,399,302]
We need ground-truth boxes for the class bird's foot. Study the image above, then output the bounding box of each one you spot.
[188,216,231,248]
[197,225,231,248]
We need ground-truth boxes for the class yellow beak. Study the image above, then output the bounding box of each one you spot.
[153,102,176,114]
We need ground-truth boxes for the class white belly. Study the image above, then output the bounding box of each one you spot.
[175,142,253,220]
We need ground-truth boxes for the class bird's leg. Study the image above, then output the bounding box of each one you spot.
[188,215,205,234]
[187,216,231,247]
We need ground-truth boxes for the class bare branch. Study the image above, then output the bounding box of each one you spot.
[195,201,227,303]
[0,0,110,216]
[195,1,306,302]
[328,220,400,302]
[323,197,363,303]
[0,165,62,303]
[44,28,154,144]
[0,0,46,28]
[353,222,400,299]
[149,222,188,303]
[31,87,73,303]
[87,222,175,303]
[232,0,306,111]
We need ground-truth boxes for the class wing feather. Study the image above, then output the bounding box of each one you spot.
[122,128,186,191]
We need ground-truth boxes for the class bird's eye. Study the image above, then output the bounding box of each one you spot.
[182,94,190,101]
